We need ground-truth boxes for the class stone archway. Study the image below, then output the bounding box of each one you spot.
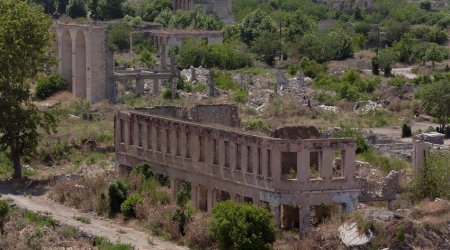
[61,30,72,90]
[74,30,87,98]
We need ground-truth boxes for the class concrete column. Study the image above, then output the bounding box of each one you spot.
[190,66,196,82]
[160,38,167,70]
[344,148,356,180]
[171,77,177,99]
[208,73,215,97]
[135,77,144,96]
[270,205,281,228]
[322,148,333,180]
[272,150,281,181]
[153,79,160,96]
[298,149,309,182]
[299,206,310,237]
[207,188,214,212]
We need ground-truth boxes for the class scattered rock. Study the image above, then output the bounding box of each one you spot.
[338,222,374,247]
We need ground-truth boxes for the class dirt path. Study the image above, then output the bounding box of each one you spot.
[0,193,188,250]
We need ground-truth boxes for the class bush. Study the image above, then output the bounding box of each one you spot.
[209,200,276,250]
[71,99,92,120]
[335,127,369,154]
[232,89,247,103]
[215,72,240,91]
[402,123,412,138]
[0,199,10,235]
[372,57,380,75]
[108,181,128,216]
[132,163,154,180]
[107,23,131,52]
[95,236,134,250]
[411,151,450,200]
[120,193,143,217]
[35,73,68,100]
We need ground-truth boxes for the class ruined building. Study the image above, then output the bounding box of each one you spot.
[173,0,234,22]
[115,105,362,233]
[55,22,114,104]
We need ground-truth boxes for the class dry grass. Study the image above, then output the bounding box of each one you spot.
[184,212,215,249]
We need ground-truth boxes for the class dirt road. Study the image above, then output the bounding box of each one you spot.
[0,193,187,250]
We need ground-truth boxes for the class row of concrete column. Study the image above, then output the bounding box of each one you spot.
[174,0,193,10]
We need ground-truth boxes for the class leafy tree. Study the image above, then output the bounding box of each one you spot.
[177,39,208,68]
[417,80,450,131]
[327,28,353,60]
[0,0,57,179]
[66,0,87,18]
[88,0,99,19]
[424,43,447,69]
[108,181,128,216]
[57,0,69,14]
[98,0,125,20]
[209,200,276,250]
[29,0,57,15]
[154,8,172,27]
[284,10,315,42]
[393,34,414,63]
[107,22,131,51]
[378,49,396,76]
[142,0,172,22]
[419,1,432,11]
[239,9,275,46]
[402,123,412,138]
[251,31,280,66]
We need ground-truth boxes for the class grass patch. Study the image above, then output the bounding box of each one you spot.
[357,150,409,174]
[95,236,134,250]
[24,210,56,228]
[74,215,91,224]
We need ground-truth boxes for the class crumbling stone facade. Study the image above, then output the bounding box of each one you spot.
[55,22,114,103]
[173,0,233,22]
[115,106,361,234]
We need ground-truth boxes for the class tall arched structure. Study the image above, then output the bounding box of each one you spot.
[61,30,72,89]
[55,22,114,104]
[74,31,87,98]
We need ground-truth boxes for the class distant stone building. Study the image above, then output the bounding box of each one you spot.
[173,0,234,22]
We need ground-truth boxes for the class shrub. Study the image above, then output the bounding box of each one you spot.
[107,23,131,52]
[95,236,134,250]
[172,182,193,235]
[121,193,143,217]
[411,151,450,200]
[232,89,247,103]
[335,127,369,154]
[215,72,240,91]
[108,181,128,216]
[71,99,92,120]
[402,123,412,138]
[35,73,68,100]
[287,63,299,76]
[209,200,276,250]
[0,199,10,235]
[132,163,154,180]
[372,57,380,75]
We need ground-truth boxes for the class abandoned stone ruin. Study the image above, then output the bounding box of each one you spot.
[172,0,234,22]
[115,104,398,234]
[55,22,115,104]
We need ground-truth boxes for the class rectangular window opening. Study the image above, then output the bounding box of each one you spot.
[176,129,181,156]
[166,129,171,154]
[156,126,161,152]
[138,123,143,147]
[309,151,322,179]
[129,117,134,145]
[199,135,205,162]
[247,145,253,173]
[185,130,191,159]
[281,152,297,180]
[213,138,218,165]
[147,124,152,149]
[120,119,125,143]
[224,141,230,168]
[257,148,262,175]
[267,149,271,177]
[236,143,241,170]
[332,150,345,178]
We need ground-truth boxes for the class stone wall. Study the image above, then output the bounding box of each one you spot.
[190,104,239,127]
[272,125,320,140]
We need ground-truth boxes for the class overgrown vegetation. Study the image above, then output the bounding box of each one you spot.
[35,73,68,100]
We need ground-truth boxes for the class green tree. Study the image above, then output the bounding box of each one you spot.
[88,0,99,19]
[98,0,125,20]
[142,0,172,22]
[0,0,57,179]
[424,43,447,69]
[239,9,275,46]
[66,0,87,18]
[378,49,396,76]
[417,80,450,131]
[209,200,276,250]
[107,22,131,51]
[57,0,69,14]
[251,31,280,66]
[177,39,208,68]
[154,8,172,27]
[284,10,315,42]
[393,34,414,63]
[172,182,193,235]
